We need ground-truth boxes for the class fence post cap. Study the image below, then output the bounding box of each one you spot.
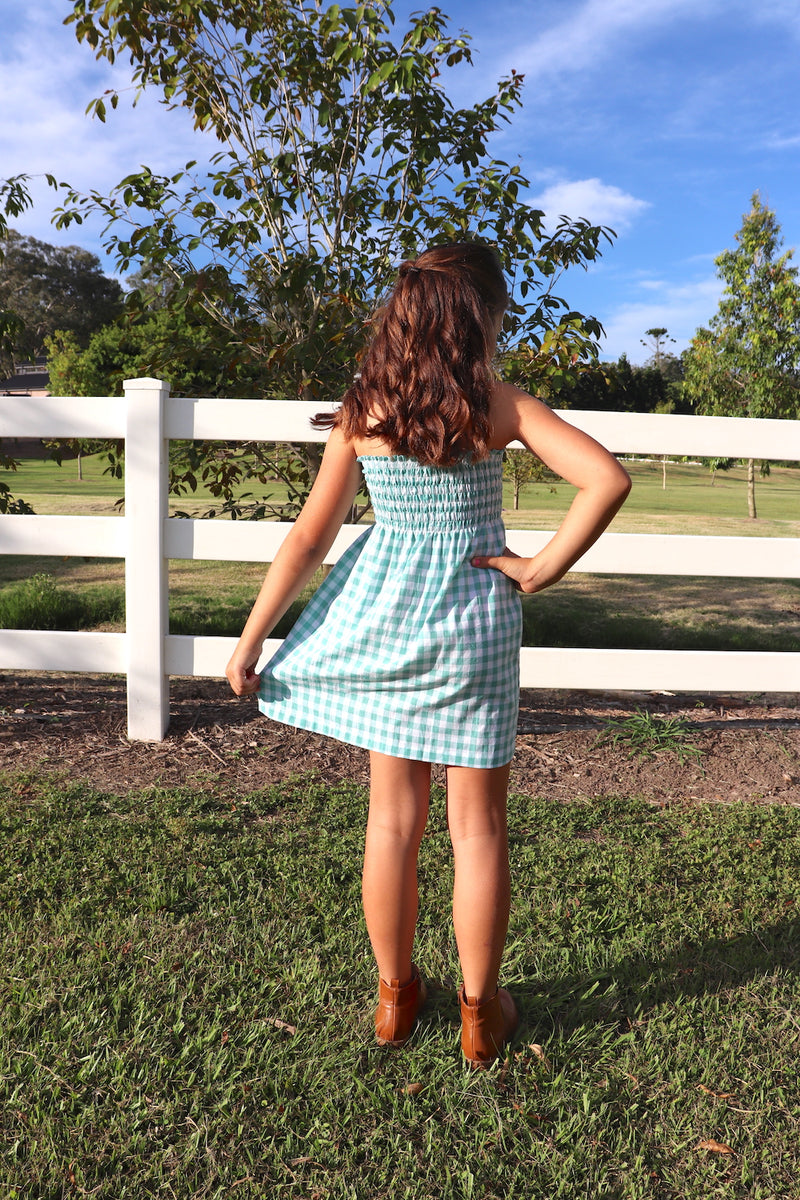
[123,377,169,391]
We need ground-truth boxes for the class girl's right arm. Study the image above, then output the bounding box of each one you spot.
[225,427,362,695]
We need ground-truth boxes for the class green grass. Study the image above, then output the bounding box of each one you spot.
[522,574,800,653]
[2,452,124,501]
[505,460,800,537]
[0,572,124,631]
[1,772,799,1198]
[0,559,318,639]
[595,708,703,763]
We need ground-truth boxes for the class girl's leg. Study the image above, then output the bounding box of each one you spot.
[362,751,431,984]
[445,762,512,1003]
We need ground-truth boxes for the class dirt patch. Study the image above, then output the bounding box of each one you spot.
[1,673,798,805]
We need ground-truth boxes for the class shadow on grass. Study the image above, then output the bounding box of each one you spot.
[518,916,800,1038]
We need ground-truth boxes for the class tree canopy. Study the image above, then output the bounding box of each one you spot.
[683,193,800,516]
[0,230,123,374]
[2,0,618,517]
[684,194,800,423]
[51,2,610,386]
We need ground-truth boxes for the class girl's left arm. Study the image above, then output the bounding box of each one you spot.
[474,385,632,594]
[225,428,362,695]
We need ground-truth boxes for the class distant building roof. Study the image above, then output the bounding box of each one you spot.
[1,365,50,395]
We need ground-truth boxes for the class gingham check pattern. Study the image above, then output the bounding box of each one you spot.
[258,450,522,767]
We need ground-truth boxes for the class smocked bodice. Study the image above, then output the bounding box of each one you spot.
[358,450,504,532]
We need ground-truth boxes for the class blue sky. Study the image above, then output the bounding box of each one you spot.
[2,0,800,363]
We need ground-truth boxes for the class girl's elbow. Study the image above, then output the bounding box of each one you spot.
[608,458,632,500]
[618,466,633,499]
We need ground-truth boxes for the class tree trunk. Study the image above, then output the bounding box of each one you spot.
[747,458,757,519]
[77,448,83,481]
[513,482,520,510]
[662,455,667,490]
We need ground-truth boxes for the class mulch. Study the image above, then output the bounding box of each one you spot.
[1,674,798,805]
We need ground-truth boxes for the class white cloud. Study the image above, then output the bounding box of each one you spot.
[751,0,800,39]
[530,178,650,233]
[502,0,727,84]
[764,131,800,151]
[499,0,800,91]
[0,0,211,257]
[598,275,723,360]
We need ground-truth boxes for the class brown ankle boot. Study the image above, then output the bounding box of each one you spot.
[459,986,519,1067]
[375,965,427,1047]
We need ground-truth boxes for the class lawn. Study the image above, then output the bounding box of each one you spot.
[1,771,798,1198]
[507,459,800,537]
[1,455,799,652]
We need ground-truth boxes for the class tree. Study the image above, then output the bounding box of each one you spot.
[44,310,286,509]
[640,327,680,377]
[3,1,615,518]
[548,353,669,414]
[502,448,556,510]
[45,309,261,400]
[0,229,123,373]
[635,328,687,488]
[497,322,608,409]
[684,193,800,518]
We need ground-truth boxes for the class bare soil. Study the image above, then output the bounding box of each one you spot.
[1,674,798,805]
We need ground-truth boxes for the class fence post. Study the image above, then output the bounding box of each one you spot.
[124,377,170,740]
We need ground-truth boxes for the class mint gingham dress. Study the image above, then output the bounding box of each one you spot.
[258,449,522,768]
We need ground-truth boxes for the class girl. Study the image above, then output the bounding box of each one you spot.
[226,243,631,1066]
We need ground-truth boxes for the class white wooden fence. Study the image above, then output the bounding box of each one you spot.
[1,377,798,741]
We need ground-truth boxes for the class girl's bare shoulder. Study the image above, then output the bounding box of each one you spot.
[489,380,550,447]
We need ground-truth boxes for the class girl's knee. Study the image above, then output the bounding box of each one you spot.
[445,764,510,846]
[368,752,431,842]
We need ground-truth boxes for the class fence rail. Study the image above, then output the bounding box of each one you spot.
[1,378,798,740]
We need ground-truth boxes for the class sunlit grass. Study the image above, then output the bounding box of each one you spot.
[1,773,798,1199]
[504,460,800,537]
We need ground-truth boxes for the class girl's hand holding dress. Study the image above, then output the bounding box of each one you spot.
[225,649,263,696]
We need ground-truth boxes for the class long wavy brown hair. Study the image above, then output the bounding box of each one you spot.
[313,242,508,466]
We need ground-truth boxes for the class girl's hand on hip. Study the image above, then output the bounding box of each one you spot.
[471,548,563,595]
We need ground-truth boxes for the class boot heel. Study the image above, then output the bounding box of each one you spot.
[375,965,427,1047]
[459,985,518,1067]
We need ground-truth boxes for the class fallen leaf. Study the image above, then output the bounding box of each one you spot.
[269,1017,297,1035]
[697,1084,736,1100]
[517,1043,551,1070]
[696,1139,734,1154]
